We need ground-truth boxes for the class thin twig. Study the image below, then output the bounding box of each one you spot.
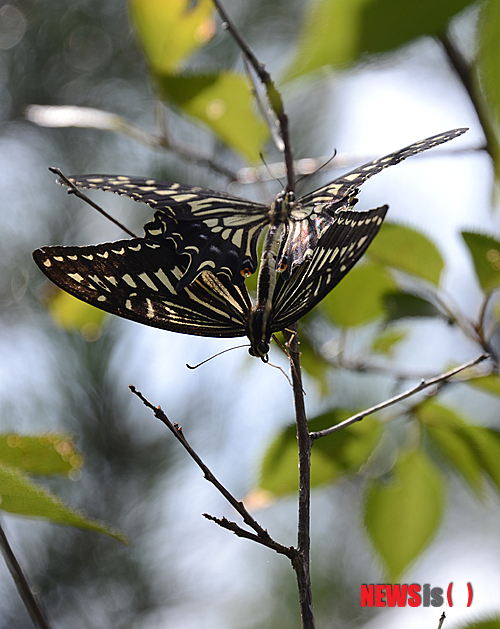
[438,612,446,629]
[285,324,315,629]
[211,0,295,191]
[0,520,52,629]
[27,105,237,180]
[129,385,295,559]
[310,353,489,440]
[49,167,138,238]
[202,513,292,553]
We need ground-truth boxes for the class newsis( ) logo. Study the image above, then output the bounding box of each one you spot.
[361,583,473,607]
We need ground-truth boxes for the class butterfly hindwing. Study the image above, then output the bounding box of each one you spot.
[32,238,251,338]
[278,128,467,278]
[270,205,389,332]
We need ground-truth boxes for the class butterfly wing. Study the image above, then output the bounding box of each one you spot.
[279,127,467,278]
[59,175,270,289]
[270,205,388,332]
[33,238,251,338]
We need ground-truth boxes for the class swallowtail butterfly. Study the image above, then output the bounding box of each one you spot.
[57,128,466,290]
[33,205,387,361]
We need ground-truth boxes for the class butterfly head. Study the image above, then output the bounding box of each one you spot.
[246,308,271,362]
[248,340,270,363]
[270,190,296,225]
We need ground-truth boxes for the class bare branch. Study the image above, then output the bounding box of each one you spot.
[211,0,295,191]
[438,612,446,629]
[310,354,490,441]
[440,33,497,163]
[129,385,294,559]
[49,167,138,239]
[27,105,237,180]
[285,324,315,629]
[0,520,52,629]
[203,513,296,557]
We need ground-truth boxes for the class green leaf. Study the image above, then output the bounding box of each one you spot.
[463,426,500,493]
[364,449,444,580]
[417,402,485,493]
[458,617,500,629]
[477,0,500,181]
[0,434,83,477]
[47,288,106,341]
[157,72,269,161]
[371,327,407,355]
[0,464,126,542]
[368,222,444,286]
[322,264,396,327]
[418,401,500,495]
[129,0,215,73]
[383,292,441,321]
[259,410,382,496]
[462,231,500,293]
[284,0,474,81]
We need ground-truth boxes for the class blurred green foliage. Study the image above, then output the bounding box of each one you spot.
[2,0,500,626]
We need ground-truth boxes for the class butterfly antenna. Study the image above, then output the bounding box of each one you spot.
[186,344,250,369]
[295,149,338,188]
[49,167,138,238]
[259,152,285,190]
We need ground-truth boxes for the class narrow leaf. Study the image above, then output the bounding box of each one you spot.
[0,434,83,477]
[364,449,444,580]
[0,464,126,542]
[462,231,500,293]
[368,223,444,286]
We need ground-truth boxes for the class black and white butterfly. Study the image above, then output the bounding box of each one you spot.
[57,128,467,290]
[33,205,387,361]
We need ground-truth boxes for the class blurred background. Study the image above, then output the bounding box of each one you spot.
[0,0,499,628]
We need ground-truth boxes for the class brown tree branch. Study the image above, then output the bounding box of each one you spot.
[0,520,52,629]
[129,385,295,560]
[440,32,498,164]
[310,353,489,441]
[49,167,138,239]
[211,0,295,191]
[285,323,315,629]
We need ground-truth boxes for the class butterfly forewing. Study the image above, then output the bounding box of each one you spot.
[33,239,251,338]
[270,205,388,332]
[57,128,466,291]
[64,174,270,289]
[278,128,467,278]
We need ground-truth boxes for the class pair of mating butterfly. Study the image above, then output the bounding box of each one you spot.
[33,128,466,362]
